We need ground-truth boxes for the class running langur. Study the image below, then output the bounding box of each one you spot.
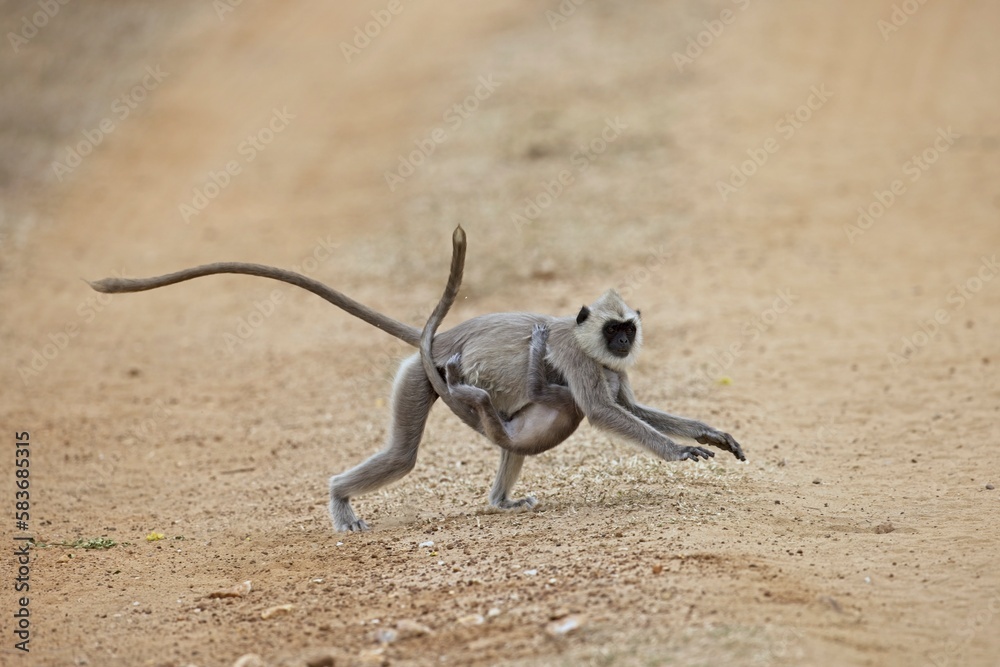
[88,226,745,532]
[411,277,744,530]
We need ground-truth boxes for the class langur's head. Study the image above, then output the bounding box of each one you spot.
[573,289,642,371]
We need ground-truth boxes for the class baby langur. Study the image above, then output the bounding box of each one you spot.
[88,226,745,533]
[418,262,582,509]
[444,326,581,458]
[447,325,583,510]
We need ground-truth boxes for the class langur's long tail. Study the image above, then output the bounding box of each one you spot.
[419,226,466,402]
[89,255,427,346]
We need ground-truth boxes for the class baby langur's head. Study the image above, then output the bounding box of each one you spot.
[573,289,643,372]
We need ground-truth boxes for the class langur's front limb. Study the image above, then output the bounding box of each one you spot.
[616,379,745,461]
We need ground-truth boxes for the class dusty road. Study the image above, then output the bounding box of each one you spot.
[2,1,998,665]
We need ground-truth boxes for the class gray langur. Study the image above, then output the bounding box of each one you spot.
[88,227,745,533]
[414,253,745,523]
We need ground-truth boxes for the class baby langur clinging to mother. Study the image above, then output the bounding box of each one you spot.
[88,226,745,533]
[415,236,584,511]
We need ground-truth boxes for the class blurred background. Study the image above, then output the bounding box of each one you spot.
[2,1,998,665]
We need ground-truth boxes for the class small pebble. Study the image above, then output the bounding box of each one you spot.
[651,564,663,575]
[395,619,432,639]
[874,522,895,534]
[546,614,586,636]
[305,654,337,667]
[374,628,398,645]
[819,595,843,613]
[356,648,388,666]
[261,603,294,619]
[209,580,252,599]
[986,484,995,490]
[457,614,484,626]
[233,655,265,667]
[812,478,821,485]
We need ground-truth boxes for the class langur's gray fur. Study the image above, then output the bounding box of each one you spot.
[89,227,745,533]
[572,289,643,372]
[89,261,423,345]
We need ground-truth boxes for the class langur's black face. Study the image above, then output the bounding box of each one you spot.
[576,300,642,367]
[602,319,637,357]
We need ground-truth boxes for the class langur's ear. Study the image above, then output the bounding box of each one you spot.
[635,309,641,319]
[576,306,590,325]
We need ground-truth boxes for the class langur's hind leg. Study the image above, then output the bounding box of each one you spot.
[328,354,436,531]
[488,449,537,510]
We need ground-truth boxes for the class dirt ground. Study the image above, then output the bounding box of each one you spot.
[2,1,999,665]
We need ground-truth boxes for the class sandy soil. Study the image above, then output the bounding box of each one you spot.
[2,1,999,665]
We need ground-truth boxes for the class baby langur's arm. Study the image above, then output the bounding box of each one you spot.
[525,324,576,407]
